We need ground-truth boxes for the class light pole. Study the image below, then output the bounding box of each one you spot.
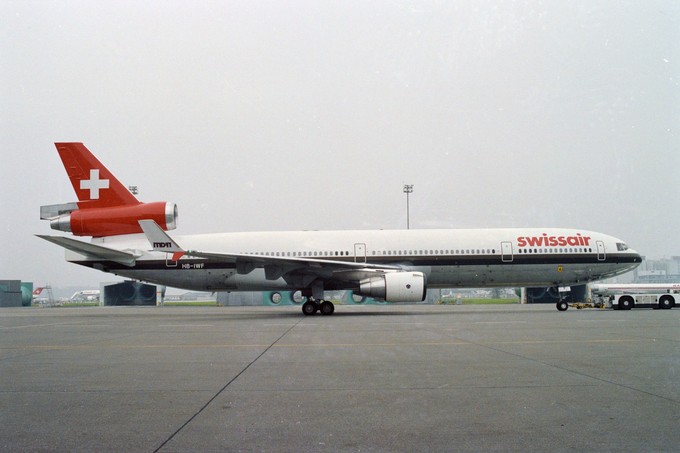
[403,184,413,229]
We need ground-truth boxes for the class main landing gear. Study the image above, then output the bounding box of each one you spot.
[302,299,335,316]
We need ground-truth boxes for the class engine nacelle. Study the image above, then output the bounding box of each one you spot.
[49,202,178,237]
[358,272,427,302]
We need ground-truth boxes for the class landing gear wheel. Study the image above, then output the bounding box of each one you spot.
[320,300,335,316]
[556,301,568,311]
[302,301,317,316]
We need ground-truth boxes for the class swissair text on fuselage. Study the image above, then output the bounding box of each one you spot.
[517,233,591,248]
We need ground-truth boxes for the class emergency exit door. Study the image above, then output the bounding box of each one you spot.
[596,240,606,261]
[354,243,367,263]
[501,241,513,262]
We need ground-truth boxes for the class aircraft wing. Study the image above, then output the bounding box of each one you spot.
[138,220,405,283]
[36,235,138,267]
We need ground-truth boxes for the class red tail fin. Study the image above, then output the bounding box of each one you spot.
[45,143,177,237]
[55,143,139,209]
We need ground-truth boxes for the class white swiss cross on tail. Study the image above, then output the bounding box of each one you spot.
[80,169,110,200]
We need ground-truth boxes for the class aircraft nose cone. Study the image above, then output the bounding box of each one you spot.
[628,249,643,263]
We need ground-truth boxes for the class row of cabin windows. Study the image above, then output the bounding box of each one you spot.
[243,248,596,257]
[243,251,351,257]
[242,249,498,257]
[518,247,594,254]
[372,249,496,256]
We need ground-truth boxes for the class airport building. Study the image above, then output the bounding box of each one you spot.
[99,281,158,306]
[632,256,680,283]
[0,280,33,307]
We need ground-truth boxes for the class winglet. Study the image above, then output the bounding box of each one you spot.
[138,220,185,261]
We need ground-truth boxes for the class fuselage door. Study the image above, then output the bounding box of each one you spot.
[501,241,513,263]
[354,243,367,263]
[596,240,606,261]
[165,253,178,267]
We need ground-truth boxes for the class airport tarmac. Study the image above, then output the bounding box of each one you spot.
[1,304,679,452]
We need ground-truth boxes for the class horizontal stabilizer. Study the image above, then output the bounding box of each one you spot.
[36,235,137,267]
[40,202,79,220]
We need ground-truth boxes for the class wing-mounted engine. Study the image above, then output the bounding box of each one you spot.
[358,271,427,302]
[41,201,178,237]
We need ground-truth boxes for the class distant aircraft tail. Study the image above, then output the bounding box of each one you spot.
[39,143,178,237]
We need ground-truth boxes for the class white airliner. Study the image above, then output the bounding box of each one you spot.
[38,143,642,315]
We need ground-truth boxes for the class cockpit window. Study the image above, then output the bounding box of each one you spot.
[616,243,629,251]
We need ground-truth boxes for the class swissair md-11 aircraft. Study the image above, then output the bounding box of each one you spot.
[38,143,642,315]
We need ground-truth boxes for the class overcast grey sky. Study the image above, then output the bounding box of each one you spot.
[2,1,678,288]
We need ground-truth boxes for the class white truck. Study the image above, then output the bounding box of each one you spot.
[590,283,680,310]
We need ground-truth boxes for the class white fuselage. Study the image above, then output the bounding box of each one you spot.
[70,227,642,293]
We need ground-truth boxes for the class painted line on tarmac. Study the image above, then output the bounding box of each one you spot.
[1,338,644,351]
[472,321,528,324]
[0,321,89,330]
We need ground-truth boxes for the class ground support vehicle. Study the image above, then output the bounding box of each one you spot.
[610,293,676,310]
[556,299,606,311]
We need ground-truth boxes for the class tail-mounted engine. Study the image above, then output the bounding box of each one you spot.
[41,201,178,237]
[358,271,427,302]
